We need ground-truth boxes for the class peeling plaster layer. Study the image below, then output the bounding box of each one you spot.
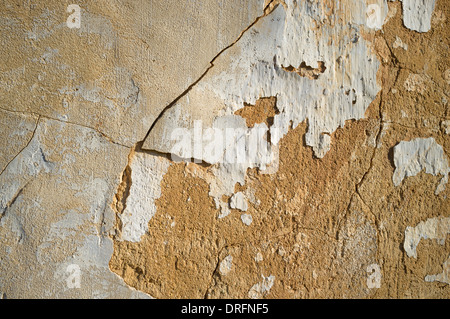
[143,0,381,219]
[0,0,266,146]
[144,0,381,159]
[400,0,436,32]
[230,192,249,212]
[392,137,449,195]
[404,217,450,259]
[241,214,253,226]
[120,152,171,243]
[425,256,450,285]
[2,0,448,300]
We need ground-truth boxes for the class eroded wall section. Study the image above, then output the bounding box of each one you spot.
[0,0,448,298]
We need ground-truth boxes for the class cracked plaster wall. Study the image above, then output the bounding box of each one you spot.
[0,0,449,299]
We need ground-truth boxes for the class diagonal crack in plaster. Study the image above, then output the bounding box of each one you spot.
[0,116,40,179]
[0,182,29,222]
[335,47,401,242]
[139,0,280,147]
[113,0,395,243]
[110,1,283,240]
[0,106,129,149]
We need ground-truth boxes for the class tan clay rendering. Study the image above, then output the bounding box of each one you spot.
[0,0,448,300]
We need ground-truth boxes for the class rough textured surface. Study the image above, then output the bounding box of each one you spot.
[392,137,449,195]
[0,117,147,298]
[143,0,382,160]
[1,0,449,299]
[0,0,265,146]
[404,217,450,259]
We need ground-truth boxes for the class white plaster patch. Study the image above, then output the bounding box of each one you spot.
[144,0,382,219]
[219,255,233,276]
[241,213,253,226]
[392,137,449,195]
[145,0,382,160]
[212,163,246,219]
[425,256,450,285]
[120,152,171,242]
[404,217,450,259]
[230,192,248,212]
[201,1,380,159]
[400,0,436,33]
[366,2,389,30]
[248,275,275,299]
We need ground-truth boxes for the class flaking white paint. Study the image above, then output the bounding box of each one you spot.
[400,0,436,33]
[404,217,450,259]
[392,137,449,195]
[120,152,171,242]
[241,214,253,226]
[144,0,383,219]
[230,192,249,212]
[425,256,450,285]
